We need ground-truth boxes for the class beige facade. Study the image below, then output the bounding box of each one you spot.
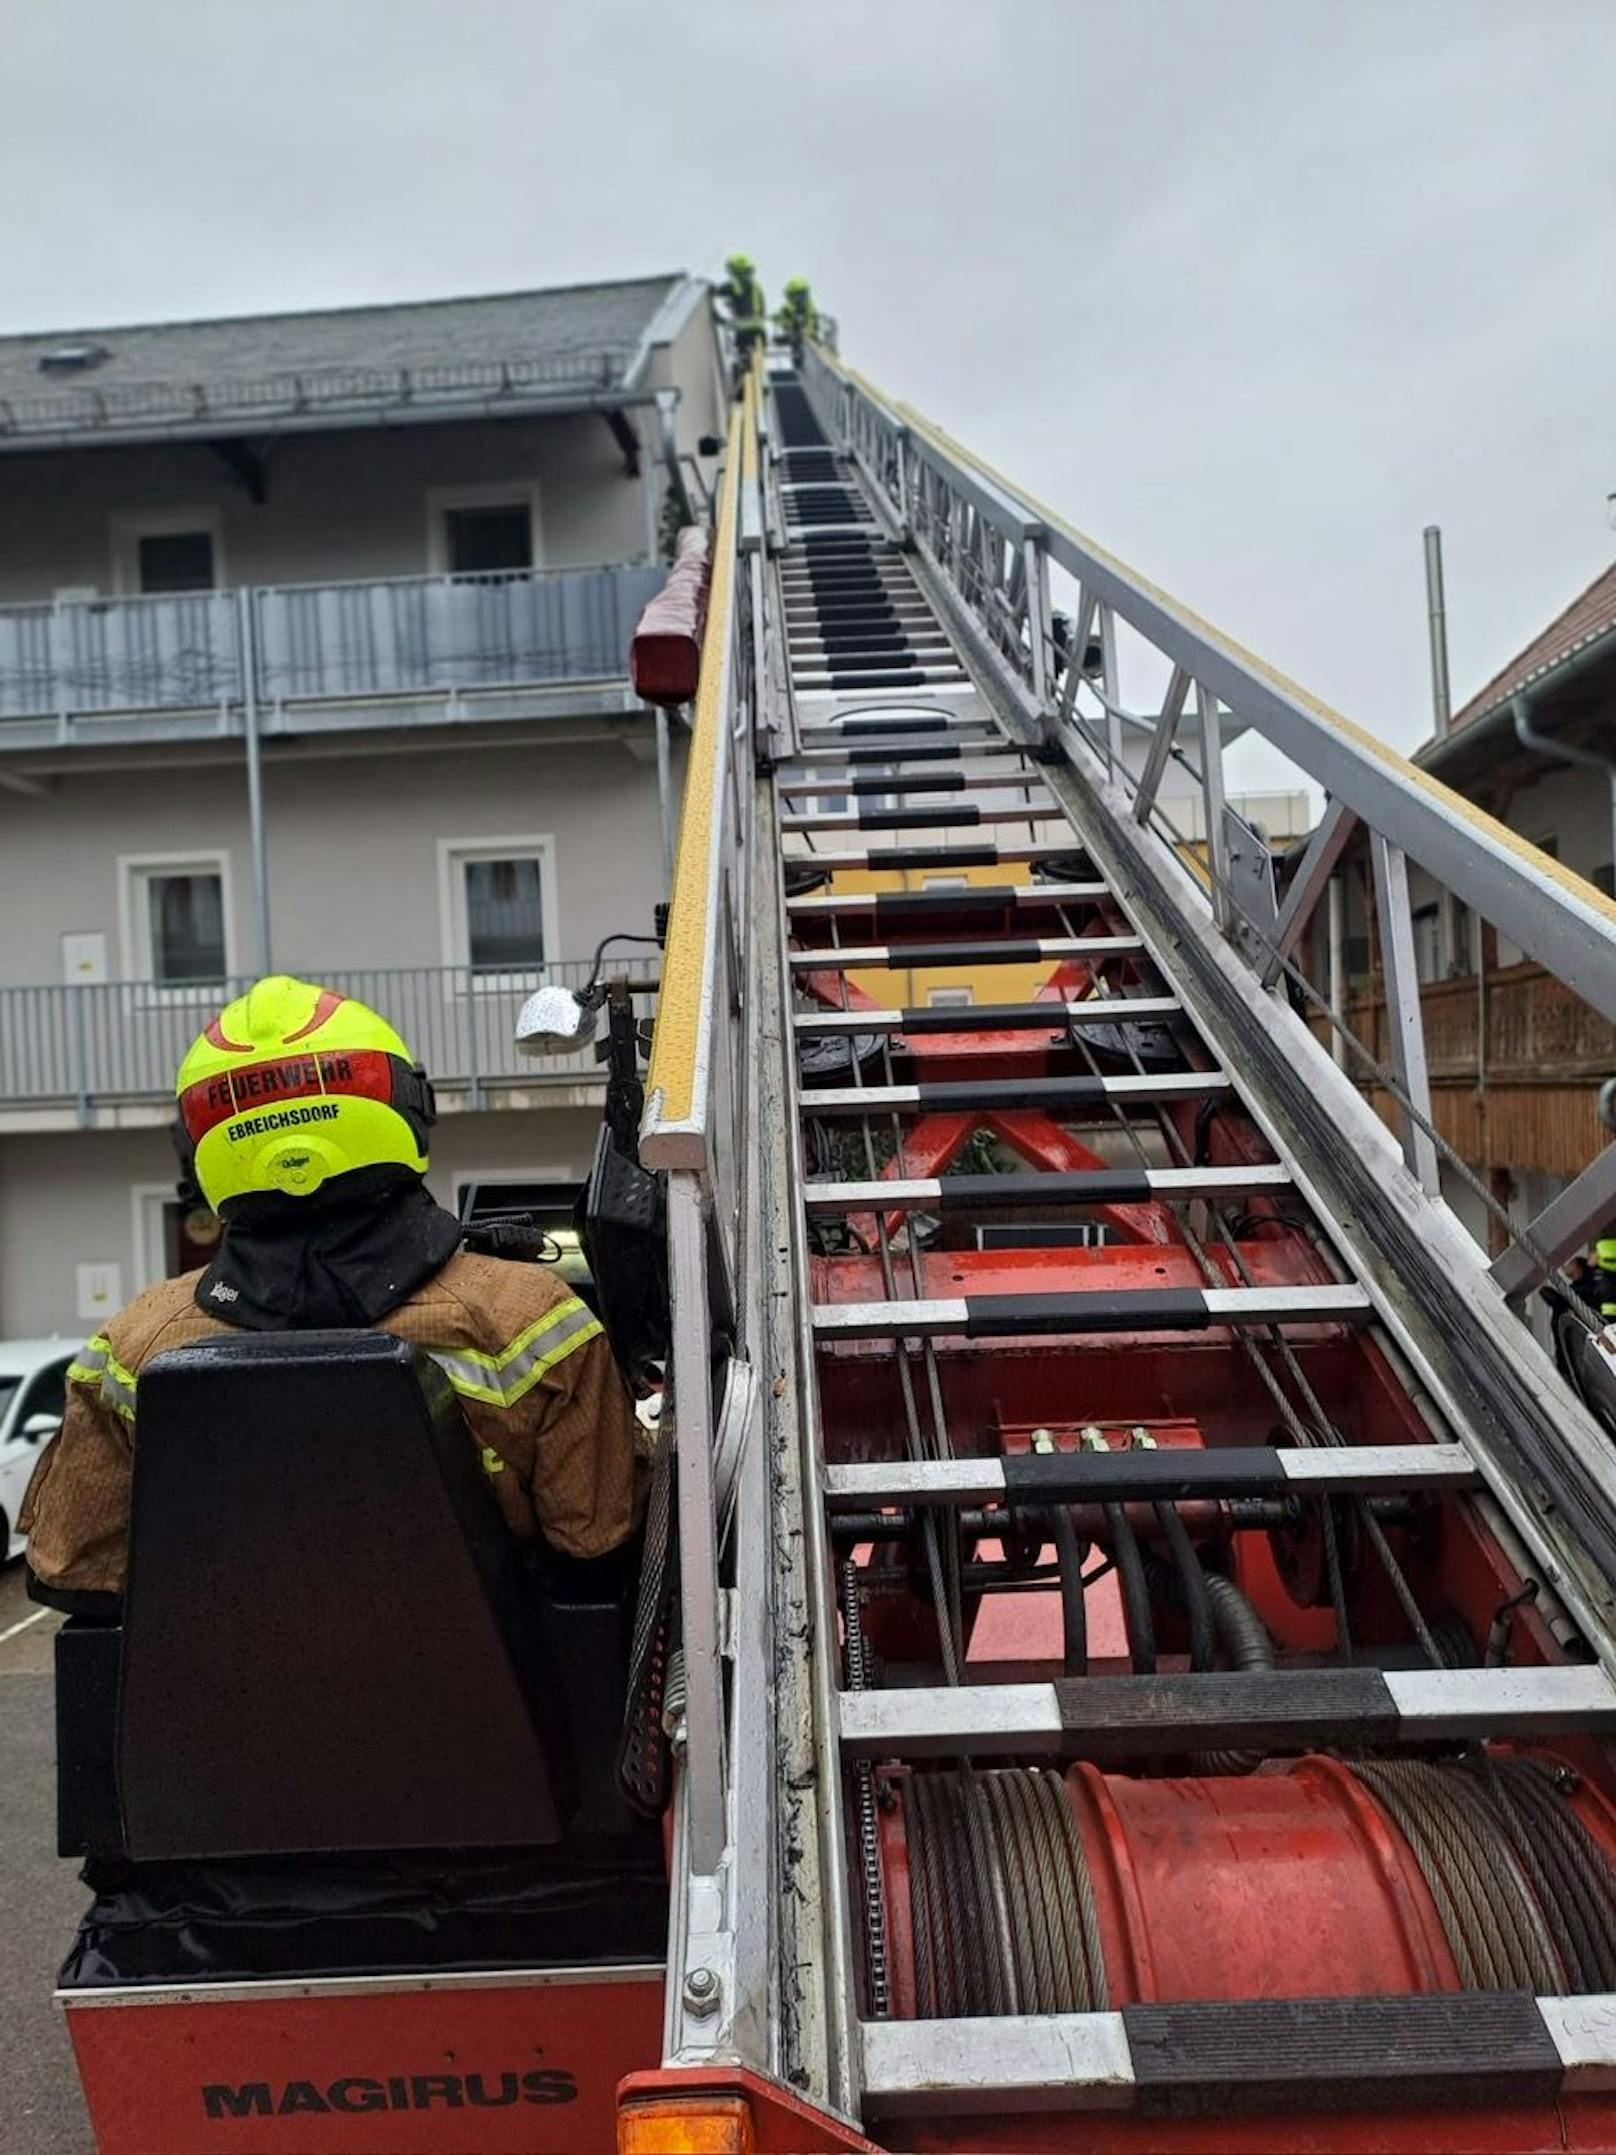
[0,731,671,988]
[0,276,719,1339]
[0,1106,606,1339]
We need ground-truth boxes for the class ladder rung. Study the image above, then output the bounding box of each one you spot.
[788,626,940,644]
[781,566,917,584]
[788,619,939,638]
[787,635,954,655]
[782,740,1017,764]
[861,1993,1608,2118]
[789,841,1071,872]
[782,806,1062,832]
[837,1662,1616,1760]
[812,1282,1370,1340]
[801,1072,1222,1116]
[793,995,1180,1035]
[801,1162,1289,1211]
[780,771,1046,799]
[800,715,967,736]
[788,882,1108,918]
[792,670,968,692]
[821,1441,1478,1508]
[793,666,967,688]
[789,935,1134,970]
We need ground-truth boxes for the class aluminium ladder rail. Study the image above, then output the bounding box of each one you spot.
[637,356,1616,2140]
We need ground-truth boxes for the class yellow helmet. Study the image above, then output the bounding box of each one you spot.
[175,976,435,1211]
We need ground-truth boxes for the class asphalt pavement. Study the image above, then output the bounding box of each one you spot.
[0,1561,94,2154]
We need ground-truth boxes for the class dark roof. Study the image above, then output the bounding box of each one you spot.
[1447,558,1616,734]
[0,274,693,444]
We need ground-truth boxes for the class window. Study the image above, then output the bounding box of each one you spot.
[466,857,546,970]
[148,872,226,983]
[120,852,233,990]
[927,985,974,1009]
[138,529,216,594]
[445,506,533,576]
[438,835,558,985]
[426,485,542,576]
[110,508,224,596]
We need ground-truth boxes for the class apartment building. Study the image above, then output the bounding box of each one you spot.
[0,273,724,1337]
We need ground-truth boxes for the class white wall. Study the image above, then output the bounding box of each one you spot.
[0,414,659,602]
[0,1125,175,1338]
[0,729,672,987]
[0,1105,604,1339]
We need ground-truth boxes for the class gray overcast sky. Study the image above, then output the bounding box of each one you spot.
[6,0,1613,784]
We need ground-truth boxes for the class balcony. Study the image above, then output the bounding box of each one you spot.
[0,562,666,746]
[1311,960,1616,1178]
[0,961,656,1132]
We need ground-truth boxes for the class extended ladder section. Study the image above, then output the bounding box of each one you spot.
[637,352,1616,2150]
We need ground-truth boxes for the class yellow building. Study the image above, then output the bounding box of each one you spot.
[829,860,1059,1012]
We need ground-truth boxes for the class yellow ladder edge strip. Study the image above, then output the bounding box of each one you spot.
[642,373,752,1134]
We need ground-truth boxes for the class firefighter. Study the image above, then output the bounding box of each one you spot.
[1588,1239,1616,1318]
[774,276,818,364]
[21,976,643,1607]
[718,251,767,377]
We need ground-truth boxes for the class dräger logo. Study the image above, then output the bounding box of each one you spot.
[202,2069,578,2118]
[226,1103,344,1143]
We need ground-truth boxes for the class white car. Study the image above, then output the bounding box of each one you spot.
[0,1339,77,1561]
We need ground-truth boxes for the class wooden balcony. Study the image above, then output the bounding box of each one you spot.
[1311,961,1616,1177]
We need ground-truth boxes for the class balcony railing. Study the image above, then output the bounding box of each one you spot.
[1309,960,1616,1177]
[1313,961,1616,1086]
[0,563,666,723]
[0,961,656,1121]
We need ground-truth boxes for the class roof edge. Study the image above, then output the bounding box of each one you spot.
[0,270,692,350]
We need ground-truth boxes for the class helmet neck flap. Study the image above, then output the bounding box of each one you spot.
[195,1167,463,1331]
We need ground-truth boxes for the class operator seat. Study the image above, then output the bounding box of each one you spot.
[116,1329,573,1859]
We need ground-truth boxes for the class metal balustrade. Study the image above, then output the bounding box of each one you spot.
[800,338,1616,1295]
[0,959,652,1118]
[0,563,665,724]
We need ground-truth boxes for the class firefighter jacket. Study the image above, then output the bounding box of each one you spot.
[21,1250,644,1599]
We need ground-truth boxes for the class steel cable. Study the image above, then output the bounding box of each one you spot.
[905,1770,943,2019]
[960,1771,1018,2014]
[997,1768,1062,2012]
[902,1769,1108,2015]
[1035,1765,1109,2009]
[1480,1757,1616,1993]
[1355,1759,1567,1993]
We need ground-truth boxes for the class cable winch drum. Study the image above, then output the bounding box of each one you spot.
[876,1753,1616,2017]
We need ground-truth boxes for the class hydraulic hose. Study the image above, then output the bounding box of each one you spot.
[1051,1505,1089,1676]
[1144,1549,1275,1773]
[1104,1501,1156,1674]
[1144,1552,1275,1673]
[1203,1569,1276,1672]
[1152,1500,1215,1673]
